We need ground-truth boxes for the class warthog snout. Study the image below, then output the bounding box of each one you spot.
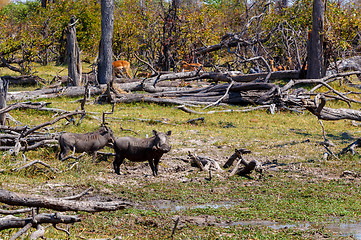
[158,143,171,153]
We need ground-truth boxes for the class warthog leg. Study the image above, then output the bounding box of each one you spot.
[92,152,97,163]
[59,145,73,160]
[148,159,157,176]
[113,155,124,175]
[153,157,161,176]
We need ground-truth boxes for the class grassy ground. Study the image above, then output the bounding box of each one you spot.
[1,94,361,239]
[1,64,361,239]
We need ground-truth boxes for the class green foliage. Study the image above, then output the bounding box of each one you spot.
[1,0,361,77]
[0,0,40,23]
[326,2,361,56]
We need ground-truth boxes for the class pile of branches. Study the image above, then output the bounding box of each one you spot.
[98,69,361,121]
[0,102,85,153]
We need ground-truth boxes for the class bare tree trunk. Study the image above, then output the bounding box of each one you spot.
[0,77,8,125]
[307,0,325,79]
[98,0,114,84]
[158,0,179,71]
[67,15,82,86]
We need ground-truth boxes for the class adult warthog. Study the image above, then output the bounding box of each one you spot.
[58,125,114,161]
[113,130,171,176]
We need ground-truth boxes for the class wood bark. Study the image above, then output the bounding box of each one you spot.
[0,189,132,212]
[307,0,325,79]
[230,158,259,176]
[303,96,361,121]
[7,85,107,101]
[67,16,82,86]
[188,152,223,172]
[0,213,81,231]
[98,0,114,84]
[223,148,251,168]
[1,75,38,85]
[0,77,9,125]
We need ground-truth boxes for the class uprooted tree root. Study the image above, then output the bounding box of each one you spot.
[187,148,263,178]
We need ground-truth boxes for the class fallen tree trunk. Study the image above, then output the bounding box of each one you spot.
[1,75,39,85]
[0,213,81,230]
[7,85,107,101]
[0,189,132,212]
[198,70,300,83]
[142,71,202,93]
[303,96,361,121]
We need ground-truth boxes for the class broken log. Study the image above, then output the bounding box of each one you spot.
[2,75,39,85]
[142,71,203,93]
[188,152,223,172]
[230,158,260,176]
[303,96,361,121]
[197,70,300,83]
[0,189,132,212]
[0,213,81,231]
[223,148,252,168]
[7,85,107,101]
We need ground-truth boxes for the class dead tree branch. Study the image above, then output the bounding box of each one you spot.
[21,111,84,137]
[340,139,361,155]
[11,160,58,173]
[0,208,33,215]
[60,187,93,200]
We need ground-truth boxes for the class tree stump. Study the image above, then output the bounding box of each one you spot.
[67,15,82,86]
[0,77,9,125]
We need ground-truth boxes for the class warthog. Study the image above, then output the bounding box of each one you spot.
[113,130,172,176]
[58,125,114,161]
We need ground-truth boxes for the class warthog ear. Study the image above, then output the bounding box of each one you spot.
[152,130,158,136]
[166,131,172,136]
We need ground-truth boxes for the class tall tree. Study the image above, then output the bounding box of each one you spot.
[98,0,114,84]
[67,16,82,86]
[158,0,180,71]
[307,0,325,79]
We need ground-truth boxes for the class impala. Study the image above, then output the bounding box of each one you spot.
[112,60,131,78]
[179,61,205,72]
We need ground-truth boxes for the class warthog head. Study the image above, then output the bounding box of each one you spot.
[100,124,115,144]
[152,130,171,153]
